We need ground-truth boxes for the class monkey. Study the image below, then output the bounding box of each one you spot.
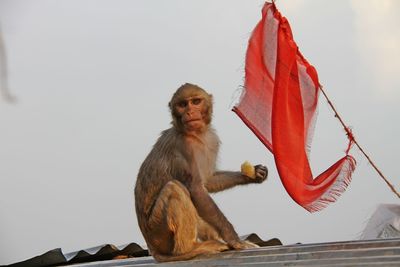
[134,83,268,262]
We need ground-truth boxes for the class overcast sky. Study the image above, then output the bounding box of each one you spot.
[1,0,399,265]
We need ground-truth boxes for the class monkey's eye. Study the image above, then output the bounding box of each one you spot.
[191,98,202,105]
[177,101,188,108]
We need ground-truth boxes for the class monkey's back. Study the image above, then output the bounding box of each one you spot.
[134,128,188,225]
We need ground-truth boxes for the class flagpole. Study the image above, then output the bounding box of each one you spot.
[319,85,400,199]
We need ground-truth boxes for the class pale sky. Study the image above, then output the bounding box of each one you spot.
[1,0,399,265]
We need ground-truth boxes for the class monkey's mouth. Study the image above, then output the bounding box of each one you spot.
[186,118,202,123]
[185,119,204,130]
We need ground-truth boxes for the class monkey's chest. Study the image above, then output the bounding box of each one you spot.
[194,149,217,179]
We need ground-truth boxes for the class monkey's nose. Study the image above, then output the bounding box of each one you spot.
[186,109,194,116]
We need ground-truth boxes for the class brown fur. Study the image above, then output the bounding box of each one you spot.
[134,83,268,262]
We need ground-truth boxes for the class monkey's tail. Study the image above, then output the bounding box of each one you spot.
[152,241,229,262]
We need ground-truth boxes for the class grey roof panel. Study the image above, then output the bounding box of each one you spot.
[6,234,279,267]
[7,236,400,267]
[63,238,400,267]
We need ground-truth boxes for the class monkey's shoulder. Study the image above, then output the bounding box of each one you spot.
[139,128,188,171]
[155,128,184,154]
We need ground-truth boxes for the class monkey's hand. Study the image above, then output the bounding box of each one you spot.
[241,162,268,183]
[229,240,259,250]
[253,164,268,183]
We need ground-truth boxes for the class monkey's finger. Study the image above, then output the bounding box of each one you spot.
[257,168,268,177]
[256,165,267,172]
[255,164,267,171]
[256,170,267,179]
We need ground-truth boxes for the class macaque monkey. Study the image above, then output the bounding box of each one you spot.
[134,83,268,262]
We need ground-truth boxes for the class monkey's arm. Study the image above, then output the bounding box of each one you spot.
[206,165,268,193]
[205,171,249,193]
[182,155,242,247]
[189,182,242,245]
[188,172,261,249]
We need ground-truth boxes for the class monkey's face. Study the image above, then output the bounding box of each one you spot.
[170,84,212,134]
[175,96,208,132]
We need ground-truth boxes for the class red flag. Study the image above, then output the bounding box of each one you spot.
[233,2,356,212]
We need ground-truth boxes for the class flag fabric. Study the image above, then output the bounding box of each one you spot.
[233,2,356,212]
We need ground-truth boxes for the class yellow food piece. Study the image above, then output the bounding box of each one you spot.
[241,161,256,179]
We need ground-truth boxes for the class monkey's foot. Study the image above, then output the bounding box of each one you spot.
[230,240,259,250]
[201,240,230,253]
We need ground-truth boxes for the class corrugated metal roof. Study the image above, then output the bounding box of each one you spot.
[6,242,148,267]
[6,234,280,267]
[68,238,400,267]
[7,236,400,267]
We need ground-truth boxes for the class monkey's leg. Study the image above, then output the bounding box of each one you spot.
[148,180,228,262]
[165,181,198,255]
